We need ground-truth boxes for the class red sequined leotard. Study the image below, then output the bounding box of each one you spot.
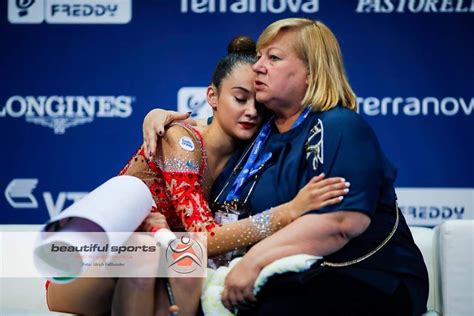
[119,122,217,233]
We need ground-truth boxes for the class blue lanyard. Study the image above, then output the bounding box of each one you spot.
[225,107,311,202]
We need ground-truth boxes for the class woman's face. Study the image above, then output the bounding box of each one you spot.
[213,63,262,140]
[253,30,308,113]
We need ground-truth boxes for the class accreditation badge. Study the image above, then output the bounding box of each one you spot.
[215,210,239,225]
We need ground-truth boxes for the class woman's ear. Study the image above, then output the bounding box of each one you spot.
[207,85,218,111]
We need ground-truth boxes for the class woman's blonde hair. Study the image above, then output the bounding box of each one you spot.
[257,18,357,112]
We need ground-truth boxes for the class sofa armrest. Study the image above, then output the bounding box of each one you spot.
[434,220,474,316]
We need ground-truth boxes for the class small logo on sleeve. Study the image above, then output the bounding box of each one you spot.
[179,136,195,152]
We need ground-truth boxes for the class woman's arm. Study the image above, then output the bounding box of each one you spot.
[140,156,349,257]
[206,175,349,257]
[221,210,370,310]
[242,210,370,267]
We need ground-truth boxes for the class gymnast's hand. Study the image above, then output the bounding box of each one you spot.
[142,109,193,160]
[139,209,170,232]
[287,173,350,220]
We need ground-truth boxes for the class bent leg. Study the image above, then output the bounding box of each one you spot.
[112,277,156,316]
[111,233,161,316]
[47,277,116,315]
[168,277,204,316]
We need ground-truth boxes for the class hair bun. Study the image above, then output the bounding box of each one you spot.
[227,36,256,55]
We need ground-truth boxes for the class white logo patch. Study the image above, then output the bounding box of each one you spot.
[179,136,195,152]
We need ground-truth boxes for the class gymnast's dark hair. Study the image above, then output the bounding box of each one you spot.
[211,36,256,92]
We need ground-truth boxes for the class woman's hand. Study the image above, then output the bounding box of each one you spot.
[288,173,349,219]
[140,209,170,232]
[142,109,192,160]
[221,256,259,313]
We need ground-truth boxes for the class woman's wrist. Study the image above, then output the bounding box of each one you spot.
[272,202,297,227]
[242,245,266,272]
[248,204,293,239]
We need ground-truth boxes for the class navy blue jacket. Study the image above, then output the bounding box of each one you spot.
[212,106,428,315]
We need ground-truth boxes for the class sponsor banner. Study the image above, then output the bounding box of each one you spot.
[396,188,474,227]
[4,178,87,219]
[0,96,134,134]
[357,97,474,116]
[177,87,212,119]
[180,0,319,14]
[8,0,132,24]
[2,232,207,278]
[5,182,473,229]
[355,0,474,13]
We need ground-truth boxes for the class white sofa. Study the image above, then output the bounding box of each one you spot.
[1,221,473,315]
[410,220,474,315]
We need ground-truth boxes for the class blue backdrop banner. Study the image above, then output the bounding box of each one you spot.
[1,0,473,226]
